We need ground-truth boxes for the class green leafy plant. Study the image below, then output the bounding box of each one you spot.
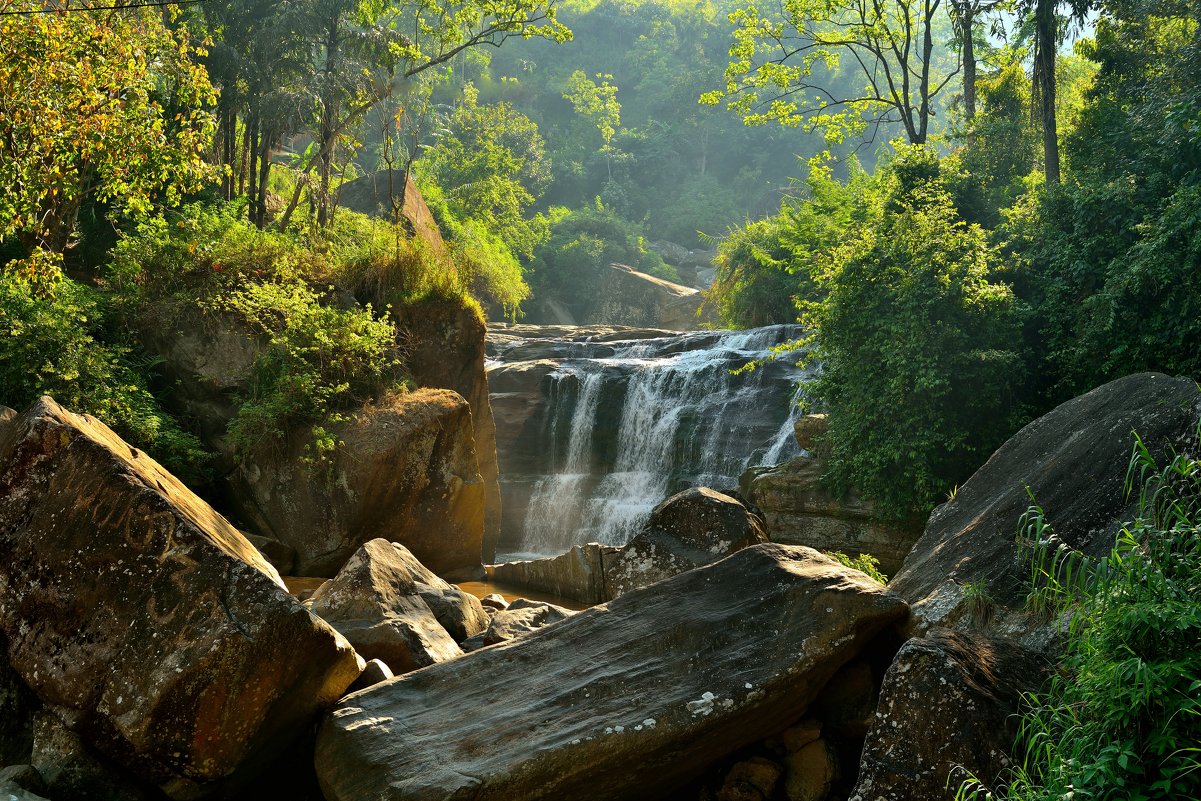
[961,579,996,630]
[959,435,1201,801]
[827,551,888,584]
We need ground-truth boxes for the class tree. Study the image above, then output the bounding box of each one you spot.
[562,70,621,179]
[801,147,1024,516]
[949,0,1008,122]
[1021,0,1091,184]
[702,0,961,145]
[0,2,217,273]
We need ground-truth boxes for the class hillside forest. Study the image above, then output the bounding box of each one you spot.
[1,0,1200,798]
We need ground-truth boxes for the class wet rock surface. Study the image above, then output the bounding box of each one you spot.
[890,372,1201,647]
[308,539,488,672]
[0,397,362,799]
[315,544,908,801]
[851,629,1048,801]
[226,388,486,578]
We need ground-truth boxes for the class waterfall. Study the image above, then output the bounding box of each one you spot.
[490,324,811,559]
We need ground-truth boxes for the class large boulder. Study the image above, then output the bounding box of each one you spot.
[743,457,920,576]
[605,487,768,598]
[890,372,1201,647]
[308,539,488,673]
[315,544,909,801]
[337,170,447,254]
[460,599,576,651]
[226,388,486,578]
[484,542,619,606]
[0,397,362,799]
[850,629,1047,801]
[587,263,714,330]
[389,296,503,561]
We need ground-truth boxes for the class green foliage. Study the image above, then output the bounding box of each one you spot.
[827,551,888,583]
[528,199,669,319]
[0,275,208,482]
[215,281,404,460]
[563,70,621,145]
[802,146,1025,518]
[0,2,216,261]
[962,439,1201,801]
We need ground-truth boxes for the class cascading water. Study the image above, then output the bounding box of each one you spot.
[489,324,812,559]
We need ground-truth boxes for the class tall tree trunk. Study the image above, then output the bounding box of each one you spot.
[256,131,273,227]
[247,115,260,226]
[962,7,977,122]
[239,114,252,196]
[316,17,341,228]
[1034,0,1060,185]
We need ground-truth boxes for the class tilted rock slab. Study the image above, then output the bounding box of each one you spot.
[0,398,362,799]
[309,539,488,673]
[315,544,908,801]
[890,372,1201,648]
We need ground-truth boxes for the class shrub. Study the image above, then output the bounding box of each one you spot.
[961,437,1201,801]
[0,274,209,482]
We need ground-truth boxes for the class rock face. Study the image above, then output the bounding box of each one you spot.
[308,539,488,673]
[1,635,37,768]
[485,542,619,606]
[605,487,768,597]
[315,544,909,801]
[0,397,362,799]
[486,324,807,554]
[851,629,1047,801]
[588,263,714,330]
[743,458,919,576]
[227,388,486,578]
[461,599,576,651]
[890,372,1201,646]
[389,296,503,561]
[337,170,447,254]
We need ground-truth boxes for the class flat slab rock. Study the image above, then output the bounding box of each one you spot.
[315,543,908,801]
[0,398,362,799]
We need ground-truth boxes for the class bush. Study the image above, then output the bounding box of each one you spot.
[962,438,1201,801]
[803,147,1025,518]
[0,274,209,482]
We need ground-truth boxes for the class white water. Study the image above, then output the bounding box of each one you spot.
[502,325,811,557]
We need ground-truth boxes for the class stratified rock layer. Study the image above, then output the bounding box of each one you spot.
[0,397,362,799]
[315,544,908,801]
[890,372,1201,646]
[227,388,485,578]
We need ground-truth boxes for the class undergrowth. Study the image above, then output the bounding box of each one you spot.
[958,434,1201,801]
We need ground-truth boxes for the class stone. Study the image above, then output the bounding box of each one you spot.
[743,457,920,576]
[793,414,828,451]
[850,629,1048,801]
[244,532,297,575]
[388,296,502,561]
[605,487,768,598]
[0,765,46,797]
[314,544,909,801]
[0,780,50,801]
[462,600,575,651]
[0,397,362,799]
[226,388,486,578]
[717,757,783,801]
[1,636,37,768]
[337,171,447,255]
[812,659,876,740]
[587,263,715,330]
[309,539,488,673]
[785,738,838,801]
[346,660,395,695]
[890,372,1201,648]
[30,711,154,801]
[479,593,508,611]
[485,543,619,606]
[780,719,822,754]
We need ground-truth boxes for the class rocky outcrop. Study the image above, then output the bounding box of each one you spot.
[0,397,362,799]
[485,542,619,606]
[389,296,503,561]
[890,372,1201,648]
[337,170,447,254]
[851,629,1048,801]
[226,389,486,578]
[743,458,919,576]
[605,487,768,597]
[460,599,576,651]
[0,765,48,801]
[1,636,37,768]
[587,263,715,330]
[314,544,909,801]
[308,539,488,673]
